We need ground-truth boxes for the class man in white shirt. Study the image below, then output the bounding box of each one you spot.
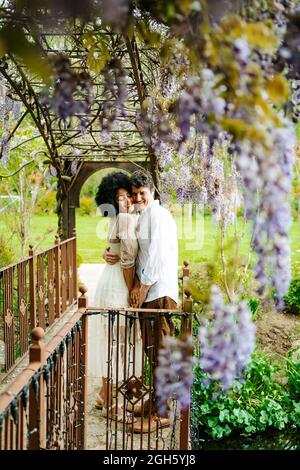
[130,170,178,309]
[128,170,178,432]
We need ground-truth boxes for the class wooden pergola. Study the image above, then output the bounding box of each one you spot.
[0,10,159,237]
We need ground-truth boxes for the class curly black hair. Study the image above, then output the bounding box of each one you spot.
[95,171,132,217]
[130,170,154,190]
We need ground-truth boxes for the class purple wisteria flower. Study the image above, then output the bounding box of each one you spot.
[156,335,195,417]
[198,285,256,390]
[70,148,80,175]
[99,0,129,28]
[40,55,93,128]
[235,119,296,298]
[100,58,128,132]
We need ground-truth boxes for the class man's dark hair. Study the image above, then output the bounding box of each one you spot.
[130,170,154,190]
[95,171,131,217]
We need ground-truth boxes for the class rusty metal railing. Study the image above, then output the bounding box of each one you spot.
[0,262,193,451]
[0,231,78,374]
[0,288,88,450]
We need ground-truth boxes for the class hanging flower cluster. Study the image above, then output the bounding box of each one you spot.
[70,148,81,175]
[198,285,256,390]
[40,54,93,128]
[176,69,226,143]
[157,133,241,228]
[99,58,128,132]
[156,284,256,411]
[99,0,130,28]
[155,335,195,417]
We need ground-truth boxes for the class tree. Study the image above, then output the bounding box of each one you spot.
[0,113,55,257]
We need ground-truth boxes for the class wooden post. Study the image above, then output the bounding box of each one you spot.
[182,260,189,305]
[47,249,55,326]
[72,228,78,302]
[180,261,193,451]
[78,286,88,449]
[61,242,67,312]
[28,327,45,450]
[55,236,61,319]
[29,246,36,329]
[78,285,88,309]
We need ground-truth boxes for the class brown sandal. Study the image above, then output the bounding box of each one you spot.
[127,415,170,434]
[102,404,124,422]
[94,397,104,410]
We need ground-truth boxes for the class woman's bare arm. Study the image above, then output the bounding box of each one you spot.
[123,266,135,292]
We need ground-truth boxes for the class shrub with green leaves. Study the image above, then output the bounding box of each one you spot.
[191,352,300,442]
[79,196,95,216]
[0,235,14,268]
[286,348,300,399]
[283,279,300,315]
[36,190,57,214]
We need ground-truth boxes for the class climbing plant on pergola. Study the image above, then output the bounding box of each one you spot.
[0,7,162,237]
[0,0,299,301]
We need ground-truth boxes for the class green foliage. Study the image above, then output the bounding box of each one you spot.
[283,279,300,315]
[79,197,94,216]
[239,295,261,319]
[80,168,118,199]
[286,348,300,399]
[77,251,83,268]
[248,298,260,318]
[0,235,14,268]
[191,352,300,442]
[35,190,57,214]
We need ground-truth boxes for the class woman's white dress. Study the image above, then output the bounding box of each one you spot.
[88,213,142,390]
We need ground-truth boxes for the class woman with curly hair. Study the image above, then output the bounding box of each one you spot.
[90,171,142,420]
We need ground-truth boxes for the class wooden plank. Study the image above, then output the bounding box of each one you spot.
[61,243,67,313]
[37,254,46,330]
[72,231,78,303]
[54,237,61,318]
[47,249,55,326]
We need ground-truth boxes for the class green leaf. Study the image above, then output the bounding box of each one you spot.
[87,44,110,74]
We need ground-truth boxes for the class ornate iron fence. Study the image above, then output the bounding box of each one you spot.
[0,261,193,450]
[0,291,88,450]
[0,232,77,374]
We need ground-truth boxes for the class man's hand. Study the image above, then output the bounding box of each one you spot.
[130,285,140,308]
[102,247,120,265]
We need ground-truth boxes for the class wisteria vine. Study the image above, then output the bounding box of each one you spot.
[155,285,256,415]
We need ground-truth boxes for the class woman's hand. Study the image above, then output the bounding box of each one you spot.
[102,247,120,265]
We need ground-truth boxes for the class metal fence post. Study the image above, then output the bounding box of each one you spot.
[55,236,61,318]
[78,286,88,449]
[180,261,193,450]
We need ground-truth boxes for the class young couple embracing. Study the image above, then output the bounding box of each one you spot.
[91,170,178,433]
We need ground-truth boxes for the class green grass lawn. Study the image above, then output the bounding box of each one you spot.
[0,210,299,274]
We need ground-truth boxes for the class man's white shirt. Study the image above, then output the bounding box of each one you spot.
[135,200,178,304]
